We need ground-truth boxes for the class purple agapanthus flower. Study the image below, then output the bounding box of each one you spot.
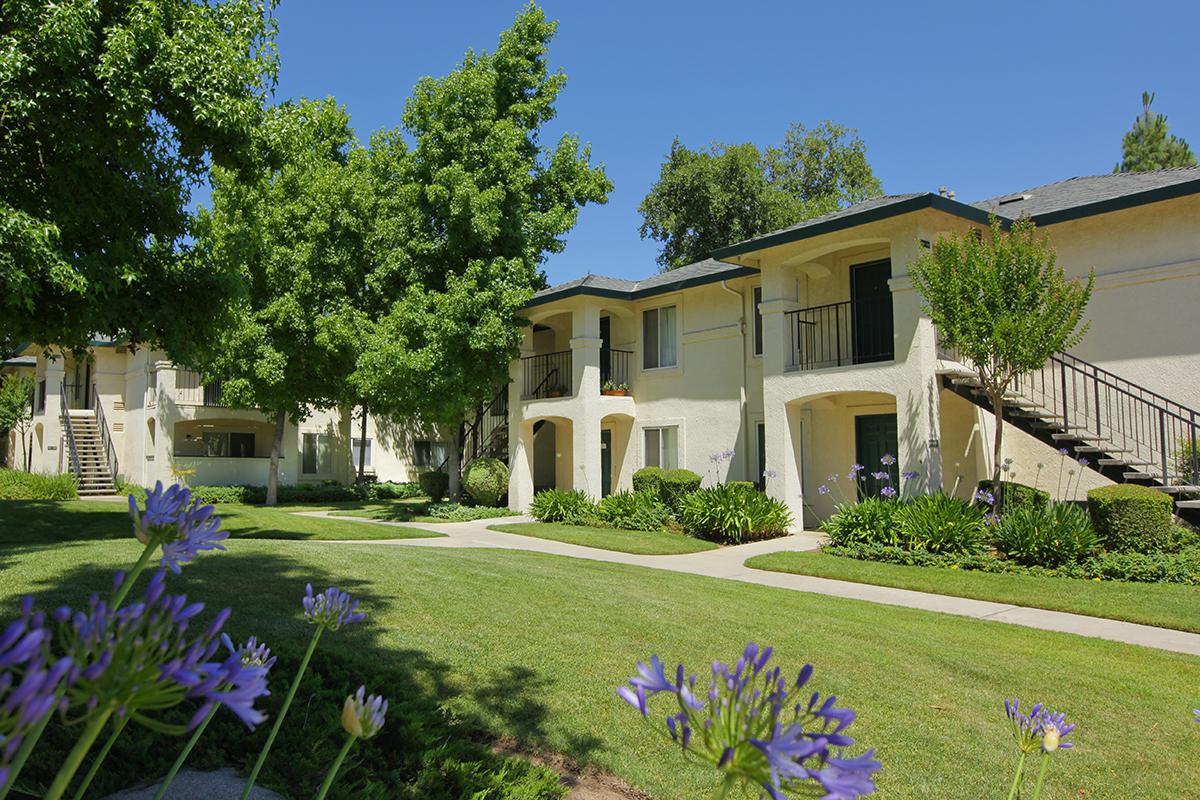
[303,585,365,631]
[617,643,878,798]
[762,468,777,480]
[1077,457,1090,467]
[223,634,277,671]
[129,482,229,572]
[1057,448,1069,456]
[973,489,996,506]
[879,454,896,466]
[879,486,897,498]
[818,485,830,495]
[342,686,387,740]
[870,471,890,482]
[901,470,919,480]
[848,463,865,476]
[1004,698,1076,755]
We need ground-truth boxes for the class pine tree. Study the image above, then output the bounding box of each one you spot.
[1114,91,1197,173]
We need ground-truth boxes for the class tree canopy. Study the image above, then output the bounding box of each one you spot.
[0,0,279,357]
[1114,91,1196,173]
[639,121,881,270]
[353,4,611,486]
[911,217,1094,490]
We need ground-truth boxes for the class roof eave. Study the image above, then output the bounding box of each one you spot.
[524,265,760,310]
[1029,176,1200,227]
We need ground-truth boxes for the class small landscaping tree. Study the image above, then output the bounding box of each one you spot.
[911,217,1094,493]
[0,374,35,470]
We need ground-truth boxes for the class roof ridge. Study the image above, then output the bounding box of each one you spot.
[974,165,1200,204]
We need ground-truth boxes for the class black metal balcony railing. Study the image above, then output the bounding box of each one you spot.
[522,350,572,400]
[203,380,225,407]
[786,296,894,371]
[600,348,633,391]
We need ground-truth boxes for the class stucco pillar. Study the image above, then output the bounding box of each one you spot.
[896,374,942,499]
[759,266,804,528]
[570,302,602,498]
[42,357,65,475]
[151,363,178,484]
[508,328,535,509]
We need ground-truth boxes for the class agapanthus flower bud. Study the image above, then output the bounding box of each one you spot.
[341,686,386,739]
[302,585,365,631]
[1042,723,1061,752]
[128,482,229,572]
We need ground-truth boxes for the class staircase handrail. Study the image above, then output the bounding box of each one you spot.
[92,384,119,478]
[437,383,511,473]
[1051,352,1200,424]
[59,377,82,480]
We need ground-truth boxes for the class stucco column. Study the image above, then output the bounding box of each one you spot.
[508,328,535,510]
[759,266,804,528]
[152,364,178,484]
[570,302,602,497]
[42,357,65,475]
[891,256,944,497]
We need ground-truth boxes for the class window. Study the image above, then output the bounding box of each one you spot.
[200,432,255,458]
[36,380,46,413]
[642,305,677,369]
[302,432,333,475]
[643,426,678,470]
[753,287,763,356]
[414,440,449,468]
[351,437,373,469]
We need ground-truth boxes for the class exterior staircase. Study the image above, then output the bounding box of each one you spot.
[939,349,1200,524]
[60,380,117,496]
[440,384,511,475]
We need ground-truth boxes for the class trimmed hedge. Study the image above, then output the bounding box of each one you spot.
[463,458,508,507]
[120,481,425,506]
[1087,484,1174,552]
[631,466,662,495]
[0,469,78,500]
[632,467,702,513]
[977,480,1049,514]
[419,471,450,503]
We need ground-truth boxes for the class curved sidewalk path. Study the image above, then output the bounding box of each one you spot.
[294,511,1200,657]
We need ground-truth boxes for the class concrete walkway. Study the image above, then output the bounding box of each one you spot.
[295,511,1200,657]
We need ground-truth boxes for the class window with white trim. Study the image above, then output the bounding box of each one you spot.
[302,432,333,475]
[351,437,373,469]
[643,426,678,470]
[414,440,449,468]
[642,305,678,369]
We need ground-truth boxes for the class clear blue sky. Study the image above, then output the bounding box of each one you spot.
[265,0,1199,286]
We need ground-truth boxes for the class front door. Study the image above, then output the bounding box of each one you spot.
[850,259,894,364]
[855,413,898,499]
[600,429,612,497]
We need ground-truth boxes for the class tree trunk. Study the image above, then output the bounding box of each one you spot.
[356,403,368,483]
[447,421,464,502]
[991,385,1005,512]
[267,409,286,506]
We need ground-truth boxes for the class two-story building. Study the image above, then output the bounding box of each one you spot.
[505,168,1200,527]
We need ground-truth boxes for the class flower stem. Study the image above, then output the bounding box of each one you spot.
[71,714,131,800]
[0,689,61,800]
[313,734,356,800]
[710,773,738,800]
[1030,752,1051,800]
[152,702,222,800]
[1006,751,1027,800]
[111,542,157,609]
[43,707,115,800]
[239,626,323,800]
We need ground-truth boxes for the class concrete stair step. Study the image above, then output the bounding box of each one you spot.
[1158,485,1200,494]
[1074,446,1129,454]
[1177,500,1200,509]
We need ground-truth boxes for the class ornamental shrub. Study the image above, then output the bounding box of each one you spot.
[419,471,450,503]
[658,468,703,512]
[597,489,672,531]
[726,480,757,492]
[977,480,1049,515]
[820,497,903,547]
[463,457,509,507]
[993,503,1098,567]
[529,488,598,524]
[631,466,663,495]
[1080,546,1200,584]
[0,468,78,500]
[425,502,519,522]
[677,483,792,544]
[893,493,987,553]
[1086,484,1173,552]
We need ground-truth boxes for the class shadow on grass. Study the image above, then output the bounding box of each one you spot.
[0,500,130,546]
[6,546,587,799]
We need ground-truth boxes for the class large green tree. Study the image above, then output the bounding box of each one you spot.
[1114,91,1197,173]
[911,217,1094,493]
[0,374,35,470]
[196,98,375,505]
[354,3,611,499]
[639,121,882,270]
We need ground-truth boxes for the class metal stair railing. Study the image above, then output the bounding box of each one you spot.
[438,384,511,474]
[92,384,118,480]
[59,377,82,481]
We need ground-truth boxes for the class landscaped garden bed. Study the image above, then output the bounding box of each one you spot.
[488,522,717,555]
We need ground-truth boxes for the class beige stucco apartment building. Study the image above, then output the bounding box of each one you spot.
[506,168,1200,527]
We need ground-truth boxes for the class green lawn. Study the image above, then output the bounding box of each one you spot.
[1,505,1199,798]
[0,500,444,544]
[745,550,1200,633]
[488,521,719,555]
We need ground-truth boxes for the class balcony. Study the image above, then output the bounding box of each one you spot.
[600,348,633,393]
[522,350,572,400]
[785,296,894,372]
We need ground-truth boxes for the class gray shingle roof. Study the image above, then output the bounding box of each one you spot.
[530,258,755,306]
[971,166,1200,219]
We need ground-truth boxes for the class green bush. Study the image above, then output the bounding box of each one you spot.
[597,490,672,531]
[0,469,77,500]
[631,466,663,495]
[658,468,703,512]
[894,493,987,554]
[977,480,1049,514]
[419,471,450,503]
[1087,484,1173,552]
[1081,546,1200,584]
[677,483,792,544]
[1177,438,1199,485]
[120,481,424,506]
[22,649,566,800]
[426,502,518,522]
[529,488,598,524]
[462,457,508,507]
[821,497,903,547]
[726,480,757,492]
[993,502,1097,567]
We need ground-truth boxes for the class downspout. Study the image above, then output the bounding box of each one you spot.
[720,280,751,482]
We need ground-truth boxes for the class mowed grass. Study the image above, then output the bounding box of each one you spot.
[2,505,1199,798]
[0,500,443,544]
[328,499,520,523]
[489,521,718,555]
[746,550,1200,634]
